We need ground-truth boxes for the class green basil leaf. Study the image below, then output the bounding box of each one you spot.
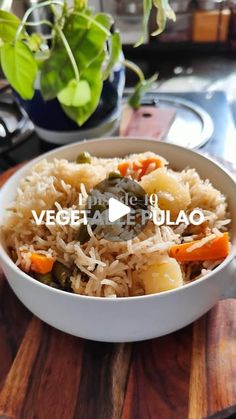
[58,79,91,107]
[103,32,121,80]
[128,74,158,110]
[61,51,105,126]
[152,0,175,36]
[0,41,37,99]
[0,10,21,42]
[40,41,74,100]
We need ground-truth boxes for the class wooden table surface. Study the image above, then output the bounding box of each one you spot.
[0,122,236,419]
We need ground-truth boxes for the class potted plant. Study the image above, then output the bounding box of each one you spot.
[0,0,175,143]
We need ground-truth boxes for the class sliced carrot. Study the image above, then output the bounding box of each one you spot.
[30,253,55,274]
[169,232,230,262]
[118,161,131,177]
[135,157,164,179]
[118,157,164,180]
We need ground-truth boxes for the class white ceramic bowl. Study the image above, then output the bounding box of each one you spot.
[0,138,236,342]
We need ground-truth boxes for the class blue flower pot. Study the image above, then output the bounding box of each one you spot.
[17,65,125,144]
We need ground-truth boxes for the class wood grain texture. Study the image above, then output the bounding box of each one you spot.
[189,301,236,419]
[0,317,43,418]
[75,342,132,419]
[21,328,84,419]
[122,327,192,419]
[0,268,32,392]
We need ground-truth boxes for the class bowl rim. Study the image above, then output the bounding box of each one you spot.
[0,137,235,302]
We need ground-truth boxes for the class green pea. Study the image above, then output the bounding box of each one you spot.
[108,171,122,180]
[76,152,92,164]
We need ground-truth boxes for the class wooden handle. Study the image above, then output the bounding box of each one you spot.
[120,105,176,139]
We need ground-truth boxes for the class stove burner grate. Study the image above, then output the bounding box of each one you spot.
[0,84,34,155]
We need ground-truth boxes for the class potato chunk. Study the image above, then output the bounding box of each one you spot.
[139,258,183,295]
[140,167,191,218]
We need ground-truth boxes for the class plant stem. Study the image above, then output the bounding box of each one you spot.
[56,25,80,82]
[122,59,145,82]
[72,11,111,37]
[15,0,64,40]
[25,20,53,28]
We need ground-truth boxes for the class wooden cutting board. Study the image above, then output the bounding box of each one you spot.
[0,160,236,419]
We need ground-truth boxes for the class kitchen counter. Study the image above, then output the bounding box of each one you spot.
[124,48,236,118]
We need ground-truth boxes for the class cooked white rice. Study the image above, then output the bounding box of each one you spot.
[1,151,230,297]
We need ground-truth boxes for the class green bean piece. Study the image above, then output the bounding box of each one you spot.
[77,224,90,245]
[108,171,122,180]
[91,204,107,213]
[76,152,92,164]
[77,204,107,244]
[35,272,55,287]
[52,262,72,291]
